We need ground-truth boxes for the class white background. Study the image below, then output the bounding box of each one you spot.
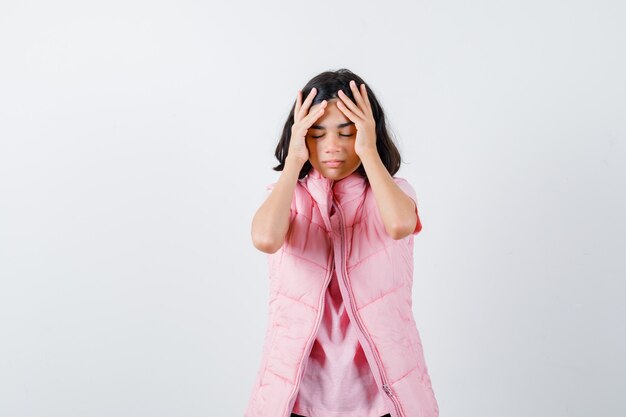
[1,1,624,416]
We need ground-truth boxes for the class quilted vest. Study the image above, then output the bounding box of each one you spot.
[244,166,439,417]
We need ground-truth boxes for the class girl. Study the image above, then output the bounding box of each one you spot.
[245,69,439,417]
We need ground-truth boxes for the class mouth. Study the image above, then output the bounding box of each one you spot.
[322,160,344,167]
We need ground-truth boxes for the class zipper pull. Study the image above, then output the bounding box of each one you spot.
[382,383,394,397]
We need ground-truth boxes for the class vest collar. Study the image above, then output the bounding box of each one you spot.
[303,165,367,214]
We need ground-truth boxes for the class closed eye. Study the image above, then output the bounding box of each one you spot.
[311,134,354,139]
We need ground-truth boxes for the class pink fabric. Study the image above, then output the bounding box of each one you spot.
[244,168,439,417]
[292,267,389,417]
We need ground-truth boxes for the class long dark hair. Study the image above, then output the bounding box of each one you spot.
[272,68,402,180]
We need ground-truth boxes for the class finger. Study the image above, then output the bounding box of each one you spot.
[304,100,326,126]
[338,88,366,120]
[299,104,325,135]
[298,88,318,120]
[294,90,302,120]
[348,80,368,114]
[336,100,358,123]
[360,83,373,117]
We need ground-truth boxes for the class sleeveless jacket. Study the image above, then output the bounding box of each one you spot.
[244,166,439,417]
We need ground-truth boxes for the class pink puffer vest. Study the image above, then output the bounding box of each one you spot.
[244,166,439,417]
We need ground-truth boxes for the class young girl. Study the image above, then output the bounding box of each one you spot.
[245,69,439,417]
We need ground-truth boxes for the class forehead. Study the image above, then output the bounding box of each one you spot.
[310,99,352,126]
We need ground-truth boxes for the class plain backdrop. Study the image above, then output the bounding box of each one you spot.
[1,1,624,416]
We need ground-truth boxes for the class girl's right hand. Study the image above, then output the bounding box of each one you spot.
[287,88,327,167]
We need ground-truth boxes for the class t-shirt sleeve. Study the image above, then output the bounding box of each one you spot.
[266,182,296,224]
[393,177,423,235]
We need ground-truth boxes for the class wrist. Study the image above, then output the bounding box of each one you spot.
[284,156,306,172]
[358,148,381,164]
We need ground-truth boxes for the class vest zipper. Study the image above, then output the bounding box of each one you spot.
[281,254,335,417]
[332,200,406,417]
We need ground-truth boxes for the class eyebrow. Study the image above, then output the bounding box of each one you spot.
[310,121,355,130]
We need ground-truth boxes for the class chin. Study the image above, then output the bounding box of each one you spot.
[324,170,351,181]
[320,164,358,179]
[328,173,347,180]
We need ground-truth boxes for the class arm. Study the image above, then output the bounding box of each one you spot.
[360,150,420,240]
[251,157,302,253]
[334,81,419,240]
[252,88,327,253]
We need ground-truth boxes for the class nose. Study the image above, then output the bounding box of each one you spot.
[323,132,342,154]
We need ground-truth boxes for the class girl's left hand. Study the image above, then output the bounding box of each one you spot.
[336,80,377,158]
